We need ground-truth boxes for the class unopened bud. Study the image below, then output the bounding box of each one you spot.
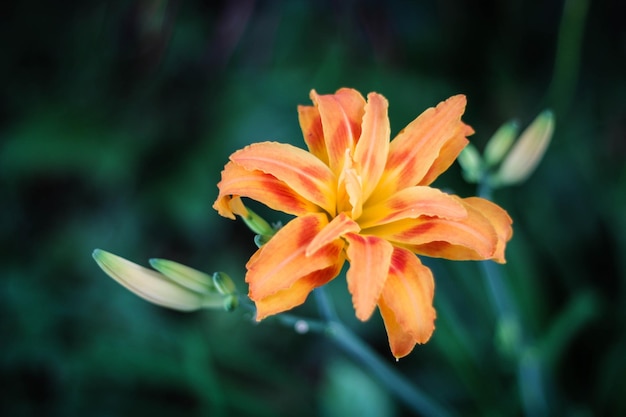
[254,234,272,248]
[493,110,554,187]
[484,120,519,167]
[93,249,225,311]
[457,143,483,183]
[240,206,275,237]
[149,258,215,294]
[212,271,238,296]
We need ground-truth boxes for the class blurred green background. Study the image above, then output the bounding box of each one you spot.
[2,0,625,416]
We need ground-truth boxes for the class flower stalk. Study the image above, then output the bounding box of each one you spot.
[321,290,454,417]
[478,182,548,417]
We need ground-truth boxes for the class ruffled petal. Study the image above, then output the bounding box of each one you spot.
[344,233,394,321]
[461,197,513,263]
[359,186,467,229]
[230,142,336,215]
[364,196,499,260]
[380,248,436,344]
[246,213,343,300]
[214,162,322,218]
[310,88,366,174]
[378,294,418,359]
[306,212,359,256]
[418,123,474,186]
[370,95,469,202]
[298,104,329,165]
[337,149,364,219]
[353,92,390,199]
[254,261,344,320]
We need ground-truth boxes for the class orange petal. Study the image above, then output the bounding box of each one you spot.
[380,248,436,344]
[310,88,366,173]
[298,105,329,165]
[461,197,513,263]
[371,95,469,202]
[337,149,364,219]
[418,123,474,186]
[364,197,499,260]
[353,93,390,199]
[254,262,344,320]
[378,295,418,359]
[344,233,394,321]
[246,213,343,300]
[406,241,493,261]
[358,186,467,229]
[230,142,336,215]
[213,162,321,218]
[306,212,359,256]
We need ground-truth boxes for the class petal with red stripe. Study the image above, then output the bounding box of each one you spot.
[246,213,343,300]
[344,233,394,321]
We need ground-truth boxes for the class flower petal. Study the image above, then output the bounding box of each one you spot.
[371,95,470,202]
[310,88,366,173]
[364,197,499,260]
[380,248,436,344]
[461,197,513,263]
[246,213,343,300]
[418,123,474,186]
[344,233,394,321]
[230,142,336,215]
[358,186,467,229]
[353,92,390,199]
[214,162,321,218]
[306,212,359,256]
[298,104,329,165]
[378,295,418,359]
[337,149,364,219]
[254,262,344,320]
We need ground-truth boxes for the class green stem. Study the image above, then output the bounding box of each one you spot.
[480,261,515,331]
[327,321,454,417]
[479,183,548,417]
[548,0,590,116]
[314,286,339,322]
[314,288,455,417]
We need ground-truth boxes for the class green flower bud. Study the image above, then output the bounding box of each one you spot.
[212,271,238,296]
[493,110,554,187]
[149,258,216,294]
[254,234,272,248]
[457,143,484,183]
[93,249,225,311]
[484,120,519,167]
[240,207,275,237]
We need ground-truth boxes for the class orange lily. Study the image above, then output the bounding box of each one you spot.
[213,88,512,358]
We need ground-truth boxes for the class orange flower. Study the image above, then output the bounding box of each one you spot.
[213,88,512,358]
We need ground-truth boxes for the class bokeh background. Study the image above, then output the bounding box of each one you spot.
[2,0,625,416]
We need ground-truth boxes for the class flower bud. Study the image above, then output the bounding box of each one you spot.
[254,234,272,248]
[493,110,554,186]
[484,120,519,167]
[212,271,238,295]
[457,143,483,183]
[149,258,215,294]
[93,249,225,311]
[242,210,275,237]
